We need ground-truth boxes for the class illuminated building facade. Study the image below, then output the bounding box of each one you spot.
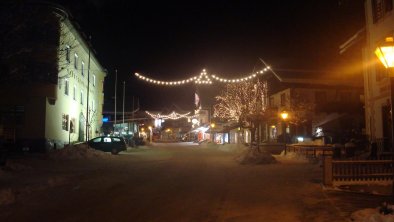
[0,4,106,151]
[266,72,364,144]
[362,0,394,150]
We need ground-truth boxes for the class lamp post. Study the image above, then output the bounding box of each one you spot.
[375,36,394,199]
[281,111,289,154]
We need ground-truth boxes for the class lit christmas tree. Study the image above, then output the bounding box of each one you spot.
[213,79,269,142]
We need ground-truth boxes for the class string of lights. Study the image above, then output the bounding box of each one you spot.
[134,66,271,85]
[146,111,198,120]
[211,67,271,83]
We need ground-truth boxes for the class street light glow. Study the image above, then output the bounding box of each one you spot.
[375,37,394,68]
[281,111,288,120]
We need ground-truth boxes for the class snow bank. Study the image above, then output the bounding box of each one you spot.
[235,147,277,165]
[48,143,112,160]
[275,150,310,163]
[351,208,394,222]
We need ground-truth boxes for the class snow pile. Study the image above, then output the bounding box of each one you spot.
[198,141,219,149]
[48,144,112,160]
[351,205,394,222]
[217,143,246,153]
[236,147,277,165]
[276,150,310,163]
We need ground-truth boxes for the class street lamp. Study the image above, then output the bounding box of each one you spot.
[375,36,394,199]
[280,111,289,154]
[280,111,289,121]
[375,37,394,68]
[210,123,215,143]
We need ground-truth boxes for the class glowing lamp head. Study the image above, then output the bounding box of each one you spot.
[210,123,215,128]
[375,37,394,68]
[280,111,288,120]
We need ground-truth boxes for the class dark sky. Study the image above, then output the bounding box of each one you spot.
[52,0,365,112]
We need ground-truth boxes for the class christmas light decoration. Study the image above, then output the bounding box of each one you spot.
[134,66,271,85]
[211,67,271,83]
[213,79,269,122]
[146,111,198,120]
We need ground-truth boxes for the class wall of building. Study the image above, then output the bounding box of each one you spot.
[45,18,106,148]
[363,0,393,141]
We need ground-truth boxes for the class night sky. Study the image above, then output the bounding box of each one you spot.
[51,0,365,112]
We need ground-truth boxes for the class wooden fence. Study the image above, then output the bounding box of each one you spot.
[285,144,333,158]
[322,155,393,186]
[284,144,394,186]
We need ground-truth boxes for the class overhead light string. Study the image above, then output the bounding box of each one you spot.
[134,66,271,86]
[145,111,198,120]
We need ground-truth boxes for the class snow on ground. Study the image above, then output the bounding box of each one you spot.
[48,143,113,160]
[351,207,394,222]
[0,144,113,206]
[273,150,310,164]
[235,147,277,165]
[198,142,277,164]
[1,142,393,222]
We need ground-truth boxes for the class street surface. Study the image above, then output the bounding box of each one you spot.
[0,142,390,222]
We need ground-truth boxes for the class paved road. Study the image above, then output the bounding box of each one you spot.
[0,143,390,221]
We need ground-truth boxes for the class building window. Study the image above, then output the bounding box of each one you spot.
[80,90,84,105]
[372,0,393,23]
[65,45,70,63]
[93,74,96,87]
[73,85,76,100]
[62,114,69,131]
[65,79,69,95]
[81,62,84,76]
[74,53,78,70]
[280,93,286,106]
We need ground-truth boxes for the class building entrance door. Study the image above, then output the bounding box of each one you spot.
[78,112,85,142]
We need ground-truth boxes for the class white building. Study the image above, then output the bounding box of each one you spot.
[363,0,394,151]
[0,4,106,151]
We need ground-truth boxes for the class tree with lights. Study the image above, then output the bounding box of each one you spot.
[284,89,316,139]
[213,79,269,144]
[284,90,316,138]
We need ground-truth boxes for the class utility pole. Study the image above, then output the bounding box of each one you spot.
[123,81,125,126]
[132,96,134,134]
[85,36,91,142]
[114,69,117,134]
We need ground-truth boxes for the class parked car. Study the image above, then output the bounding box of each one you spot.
[87,136,127,154]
